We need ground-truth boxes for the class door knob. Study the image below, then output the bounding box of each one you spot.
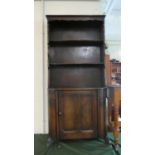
[58,112,62,116]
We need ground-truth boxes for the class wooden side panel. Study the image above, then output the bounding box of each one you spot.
[48,90,57,139]
[98,88,105,138]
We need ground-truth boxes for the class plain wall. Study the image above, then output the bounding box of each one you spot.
[34,1,44,133]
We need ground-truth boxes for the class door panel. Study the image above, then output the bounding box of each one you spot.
[81,95,92,130]
[61,93,80,131]
[58,90,97,139]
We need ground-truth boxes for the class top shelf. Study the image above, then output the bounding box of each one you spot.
[48,40,104,46]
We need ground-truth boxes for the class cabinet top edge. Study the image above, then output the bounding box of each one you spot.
[46,15,105,21]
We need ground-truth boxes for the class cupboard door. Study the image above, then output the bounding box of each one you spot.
[58,90,97,139]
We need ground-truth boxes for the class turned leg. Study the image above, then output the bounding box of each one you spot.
[113,88,120,150]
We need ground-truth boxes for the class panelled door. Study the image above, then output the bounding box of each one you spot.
[58,90,98,139]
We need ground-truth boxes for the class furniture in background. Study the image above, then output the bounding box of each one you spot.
[107,86,121,149]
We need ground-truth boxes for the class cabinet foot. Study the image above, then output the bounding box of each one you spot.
[105,136,110,144]
[47,137,54,147]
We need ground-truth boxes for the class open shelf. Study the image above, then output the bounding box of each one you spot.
[48,46,103,64]
[48,18,105,89]
[48,66,104,88]
[48,63,104,68]
[48,40,103,46]
[49,20,102,42]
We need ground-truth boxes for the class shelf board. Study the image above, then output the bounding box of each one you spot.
[48,87,107,91]
[48,63,104,68]
[48,40,103,46]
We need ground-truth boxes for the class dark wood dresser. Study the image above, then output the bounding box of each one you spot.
[47,15,107,140]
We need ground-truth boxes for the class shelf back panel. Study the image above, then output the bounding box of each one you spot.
[49,46,101,64]
[49,66,104,88]
[49,21,102,41]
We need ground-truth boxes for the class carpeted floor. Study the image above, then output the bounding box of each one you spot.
[34,133,121,155]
